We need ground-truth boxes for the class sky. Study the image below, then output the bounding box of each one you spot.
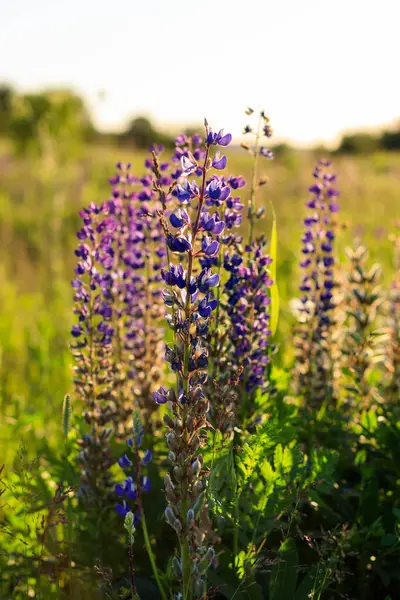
[1,0,399,146]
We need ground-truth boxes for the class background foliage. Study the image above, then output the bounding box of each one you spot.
[0,87,399,599]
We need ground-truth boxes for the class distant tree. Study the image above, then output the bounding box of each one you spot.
[272,142,293,157]
[337,133,380,154]
[9,89,94,159]
[0,84,14,134]
[121,116,174,149]
[184,125,204,138]
[123,116,156,148]
[380,127,400,151]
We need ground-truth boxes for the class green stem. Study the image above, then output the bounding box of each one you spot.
[232,429,241,566]
[248,111,263,246]
[180,501,192,600]
[233,493,240,562]
[180,146,210,600]
[141,512,168,600]
[211,218,224,381]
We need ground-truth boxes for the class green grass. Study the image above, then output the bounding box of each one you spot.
[0,143,399,460]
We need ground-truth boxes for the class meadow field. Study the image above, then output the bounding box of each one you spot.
[0,143,398,451]
[0,130,399,600]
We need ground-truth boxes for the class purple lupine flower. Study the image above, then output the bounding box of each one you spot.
[206,129,232,147]
[298,161,339,324]
[212,152,228,170]
[115,413,151,521]
[155,123,228,595]
[202,236,220,257]
[228,175,246,190]
[153,387,169,404]
[181,155,198,177]
[118,454,133,469]
[167,233,192,253]
[104,161,166,431]
[293,160,339,404]
[259,147,274,159]
[71,202,117,501]
[224,242,273,393]
[205,110,276,433]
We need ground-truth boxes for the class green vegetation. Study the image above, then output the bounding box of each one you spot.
[1,142,399,454]
[0,92,399,600]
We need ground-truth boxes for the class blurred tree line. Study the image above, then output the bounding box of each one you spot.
[336,126,400,154]
[0,83,175,157]
[1,83,400,156]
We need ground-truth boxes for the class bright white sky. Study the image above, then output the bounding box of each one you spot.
[1,0,399,145]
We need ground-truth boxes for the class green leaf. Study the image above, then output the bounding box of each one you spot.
[273,444,283,472]
[269,202,280,336]
[269,537,299,600]
[62,393,71,438]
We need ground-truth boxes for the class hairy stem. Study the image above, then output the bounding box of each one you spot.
[180,145,210,600]
[248,111,263,245]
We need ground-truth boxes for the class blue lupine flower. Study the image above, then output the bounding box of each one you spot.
[118,454,133,469]
[206,129,232,147]
[199,212,225,235]
[115,428,151,519]
[181,155,197,177]
[202,236,220,257]
[224,242,273,393]
[116,500,131,518]
[153,387,169,404]
[197,269,220,294]
[259,147,274,159]
[293,160,340,402]
[141,450,152,466]
[142,476,151,492]
[212,152,227,170]
[198,294,218,318]
[167,234,192,253]
[228,175,246,190]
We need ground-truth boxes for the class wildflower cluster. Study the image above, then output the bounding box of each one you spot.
[107,161,166,431]
[293,160,339,406]
[225,242,273,396]
[71,161,167,497]
[152,123,233,597]
[205,109,275,432]
[115,413,152,523]
[339,243,384,408]
[71,202,116,500]
[6,105,400,600]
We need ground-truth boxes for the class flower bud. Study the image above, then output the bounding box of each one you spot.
[191,459,201,475]
[166,432,178,451]
[173,465,183,482]
[172,557,182,579]
[173,518,183,533]
[164,473,175,490]
[194,578,205,596]
[165,506,176,527]
[186,509,195,528]
[192,480,203,497]
[163,413,175,429]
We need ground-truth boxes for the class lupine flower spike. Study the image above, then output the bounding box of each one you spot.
[153,122,231,597]
[71,202,116,501]
[292,160,339,408]
[207,110,275,429]
[107,162,166,432]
